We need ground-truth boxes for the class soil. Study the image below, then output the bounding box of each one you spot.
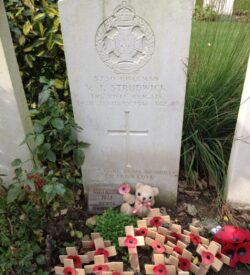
[47,185,250,275]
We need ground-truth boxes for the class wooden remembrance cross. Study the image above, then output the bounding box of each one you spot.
[59,247,89,266]
[145,254,176,275]
[84,255,123,274]
[87,237,117,262]
[108,111,148,168]
[82,233,111,250]
[55,258,85,275]
[118,225,145,272]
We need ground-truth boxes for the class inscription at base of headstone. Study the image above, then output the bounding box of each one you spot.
[88,184,123,213]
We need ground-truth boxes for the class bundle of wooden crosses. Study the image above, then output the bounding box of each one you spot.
[54,208,233,275]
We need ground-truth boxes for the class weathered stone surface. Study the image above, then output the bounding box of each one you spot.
[225,56,250,209]
[59,0,194,206]
[0,1,33,184]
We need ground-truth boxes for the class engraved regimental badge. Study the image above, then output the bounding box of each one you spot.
[95,1,155,74]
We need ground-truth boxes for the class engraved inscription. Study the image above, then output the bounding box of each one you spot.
[95,1,155,74]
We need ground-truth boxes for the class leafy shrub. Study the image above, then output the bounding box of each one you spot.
[0,178,48,274]
[92,209,137,251]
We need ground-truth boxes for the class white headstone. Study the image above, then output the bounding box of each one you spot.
[59,0,194,206]
[225,56,250,209]
[0,1,33,183]
[203,0,234,15]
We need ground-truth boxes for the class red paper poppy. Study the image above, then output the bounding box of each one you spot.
[64,267,76,275]
[221,243,238,267]
[150,216,163,227]
[136,227,148,237]
[235,242,250,263]
[171,232,181,241]
[124,235,138,248]
[112,273,122,275]
[153,264,167,275]
[179,257,190,271]
[214,226,246,245]
[67,255,81,268]
[216,252,222,259]
[94,248,109,259]
[93,265,109,273]
[173,246,182,255]
[201,251,215,265]
[151,241,166,253]
[190,233,201,246]
[118,183,131,195]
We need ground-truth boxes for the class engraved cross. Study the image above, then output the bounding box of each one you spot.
[108,111,148,168]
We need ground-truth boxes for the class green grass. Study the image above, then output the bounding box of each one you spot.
[234,0,250,13]
[182,20,250,195]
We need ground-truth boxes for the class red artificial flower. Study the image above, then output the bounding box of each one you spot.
[150,216,163,227]
[67,255,81,268]
[153,264,167,275]
[93,265,109,273]
[112,273,122,275]
[136,227,148,237]
[94,248,109,259]
[124,235,138,248]
[221,243,238,267]
[171,232,182,241]
[118,183,131,194]
[190,233,201,246]
[235,242,250,264]
[151,241,166,254]
[179,257,190,271]
[216,252,222,259]
[201,251,215,265]
[214,226,246,245]
[173,246,182,255]
[64,267,76,275]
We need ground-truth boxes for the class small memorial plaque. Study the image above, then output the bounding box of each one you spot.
[88,184,123,213]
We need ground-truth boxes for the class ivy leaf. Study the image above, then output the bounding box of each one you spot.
[38,90,50,105]
[35,134,45,146]
[34,122,44,134]
[46,150,56,162]
[11,158,22,167]
[73,149,84,168]
[51,118,64,130]
[7,185,22,204]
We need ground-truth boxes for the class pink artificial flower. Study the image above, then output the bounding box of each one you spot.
[150,216,163,227]
[118,183,131,194]
[151,241,166,253]
[124,235,138,248]
[201,251,215,265]
[64,267,76,275]
[153,264,167,275]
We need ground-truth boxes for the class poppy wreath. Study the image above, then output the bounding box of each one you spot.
[214,225,250,267]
